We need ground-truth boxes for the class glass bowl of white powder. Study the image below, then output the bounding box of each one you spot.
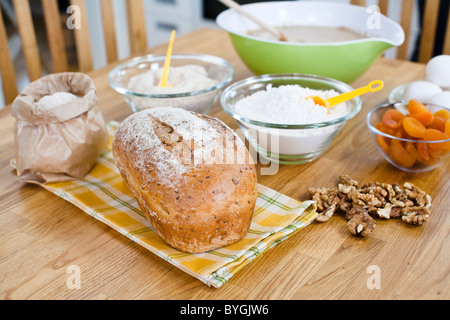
[220,74,362,165]
[109,53,234,114]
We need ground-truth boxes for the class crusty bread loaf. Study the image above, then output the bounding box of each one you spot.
[112,107,258,253]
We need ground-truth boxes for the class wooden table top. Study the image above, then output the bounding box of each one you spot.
[0,28,448,300]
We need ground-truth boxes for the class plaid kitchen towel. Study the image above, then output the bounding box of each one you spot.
[12,121,317,288]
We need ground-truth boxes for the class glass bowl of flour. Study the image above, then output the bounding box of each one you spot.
[220,74,362,165]
[109,54,234,114]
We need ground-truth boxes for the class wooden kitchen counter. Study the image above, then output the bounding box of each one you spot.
[0,28,448,300]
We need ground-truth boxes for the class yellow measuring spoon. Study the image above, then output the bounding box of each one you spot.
[158,30,177,88]
[307,80,384,109]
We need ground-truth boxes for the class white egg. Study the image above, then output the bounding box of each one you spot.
[427,91,450,108]
[426,55,450,89]
[403,81,442,102]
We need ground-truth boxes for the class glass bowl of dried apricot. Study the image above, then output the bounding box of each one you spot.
[367,99,450,173]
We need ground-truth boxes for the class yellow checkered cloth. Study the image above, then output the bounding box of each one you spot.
[16,122,317,288]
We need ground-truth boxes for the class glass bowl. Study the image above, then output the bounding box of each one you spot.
[367,103,450,173]
[220,74,362,165]
[389,83,410,103]
[108,53,234,114]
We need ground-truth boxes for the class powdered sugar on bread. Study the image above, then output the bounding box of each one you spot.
[113,107,252,183]
[113,108,187,181]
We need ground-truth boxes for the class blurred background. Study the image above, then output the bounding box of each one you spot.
[1,0,449,108]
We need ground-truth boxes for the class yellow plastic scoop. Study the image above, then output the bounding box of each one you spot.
[307,80,384,109]
[158,30,177,88]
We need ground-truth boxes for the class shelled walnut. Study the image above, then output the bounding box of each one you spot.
[307,187,340,222]
[307,176,432,238]
[347,208,376,238]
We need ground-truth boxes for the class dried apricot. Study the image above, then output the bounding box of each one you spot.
[382,109,404,130]
[417,154,440,166]
[392,125,405,138]
[408,99,428,115]
[412,110,434,126]
[434,109,450,121]
[424,128,449,140]
[445,120,450,137]
[417,141,430,161]
[405,141,422,161]
[389,141,416,168]
[398,126,414,140]
[376,135,390,153]
[376,123,396,136]
[423,129,450,151]
[428,116,447,132]
[428,146,442,159]
[403,117,427,138]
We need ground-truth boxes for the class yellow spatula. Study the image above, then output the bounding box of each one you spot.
[158,30,177,88]
[307,80,384,109]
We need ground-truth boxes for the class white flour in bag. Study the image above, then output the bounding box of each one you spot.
[35,92,79,109]
[233,85,351,155]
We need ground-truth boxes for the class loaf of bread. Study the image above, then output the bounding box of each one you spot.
[112,107,258,253]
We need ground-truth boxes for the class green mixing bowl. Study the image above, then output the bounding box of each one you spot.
[216,1,405,83]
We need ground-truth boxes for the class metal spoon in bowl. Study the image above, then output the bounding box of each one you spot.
[218,0,288,42]
[306,80,384,109]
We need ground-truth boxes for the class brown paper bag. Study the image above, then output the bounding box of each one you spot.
[11,72,108,184]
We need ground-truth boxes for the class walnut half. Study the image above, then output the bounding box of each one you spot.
[347,210,377,238]
[401,206,431,225]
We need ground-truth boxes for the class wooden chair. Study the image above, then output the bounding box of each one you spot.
[351,0,450,62]
[0,0,148,105]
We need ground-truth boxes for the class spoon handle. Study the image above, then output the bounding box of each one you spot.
[218,0,287,41]
[326,80,384,108]
[159,30,176,88]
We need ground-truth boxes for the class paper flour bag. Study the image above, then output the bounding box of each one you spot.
[11,72,108,184]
